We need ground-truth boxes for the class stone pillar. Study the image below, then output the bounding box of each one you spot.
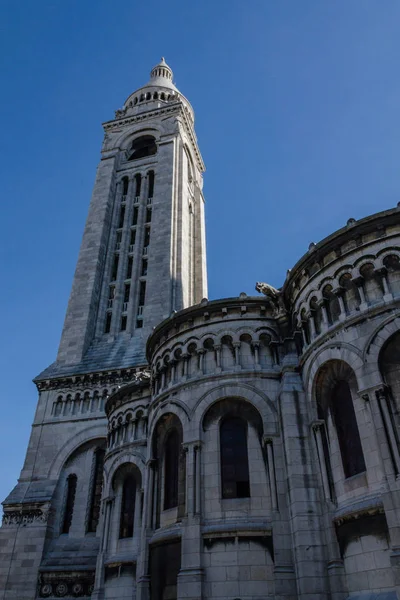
[177,440,203,600]
[279,352,329,599]
[376,388,400,475]
[194,444,202,515]
[197,349,206,375]
[214,344,222,372]
[377,267,393,301]
[307,311,316,338]
[312,421,331,501]
[264,438,278,510]
[354,276,368,310]
[319,300,329,331]
[170,359,177,385]
[252,341,261,370]
[233,341,241,369]
[334,288,346,321]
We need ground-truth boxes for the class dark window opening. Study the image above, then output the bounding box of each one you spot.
[109,286,115,300]
[148,171,155,198]
[116,231,122,246]
[111,255,119,281]
[141,260,148,277]
[121,315,127,331]
[87,449,105,533]
[132,207,139,226]
[104,312,112,333]
[62,474,77,534]
[139,281,146,306]
[331,381,366,478]
[124,284,130,303]
[122,177,129,196]
[130,229,136,246]
[164,429,180,509]
[136,319,143,328]
[146,208,152,223]
[128,136,157,161]
[119,474,136,538]
[126,256,133,279]
[118,206,125,229]
[220,417,250,499]
[144,227,150,248]
[135,174,142,197]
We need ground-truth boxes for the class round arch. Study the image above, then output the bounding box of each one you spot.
[48,424,107,480]
[191,382,278,438]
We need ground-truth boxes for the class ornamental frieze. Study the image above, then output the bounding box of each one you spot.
[2,505,50,526]
[38,571,95,598]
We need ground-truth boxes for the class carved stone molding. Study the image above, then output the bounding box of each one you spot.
[2,503,50,527]
[37,571,95,598]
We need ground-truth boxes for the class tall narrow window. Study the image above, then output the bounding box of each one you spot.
[139,281,146,306]
[62,474,77,534]
[122,177,129,196]
[220,417,250,499]
[108,286,115,308]
[146,208,152,223]
[115,230,122,250]
[164,430,180,509]
[111,255,119,281]
[104,312,112,333]
[144,227,150,248]
[119,474,136,538]
[87,449,105,533]
[126,256,133,279]
[130,229,136,247]
[331,381,366,478]
[148,171,155,198]
[118,206,126,229]
[132,207,139,226]
[141,259,148,276]
[135,174,142,197]
[124,284,130,303]
[120,315,127,331]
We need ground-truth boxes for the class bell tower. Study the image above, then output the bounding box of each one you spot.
[54,58,207,372]
[0,61,207,599]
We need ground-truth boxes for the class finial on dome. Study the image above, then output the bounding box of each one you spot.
[150,57,173,83]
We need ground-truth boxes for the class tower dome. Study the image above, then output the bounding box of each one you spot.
[148,57,175,88]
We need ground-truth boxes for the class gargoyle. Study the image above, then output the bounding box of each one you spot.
[255,281,285,313]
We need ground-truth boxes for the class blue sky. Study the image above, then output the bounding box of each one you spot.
[1,1,400,508]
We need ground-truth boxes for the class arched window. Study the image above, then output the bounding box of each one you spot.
[220,417,250,499]
[122,177,129,196]
[87,449,105,533]
[331,381,366,478]
[164,429,180,509]
[62,474,77,534]
[128,136,157,161]
[119,474,136,538]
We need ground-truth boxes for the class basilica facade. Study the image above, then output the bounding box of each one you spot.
[1,59,400,600]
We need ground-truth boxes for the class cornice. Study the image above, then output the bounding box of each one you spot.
[35,366,146,392]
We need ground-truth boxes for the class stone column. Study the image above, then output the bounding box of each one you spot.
[279,352,329,599]
[307,311,316,338]
[214,344,222,372]
[319,300,329,331]
[264,438,278,510]
[377,267,393,301]
[354,276,368,310]
[376,388,400,475]
[233,341,241,370]
[197,349,206,375]
[194,444,202,515]
[333,288,346,321]
[252,341,261,370]
[177,440,203,600]
[312,421,331,501]
[170,359,177,385]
